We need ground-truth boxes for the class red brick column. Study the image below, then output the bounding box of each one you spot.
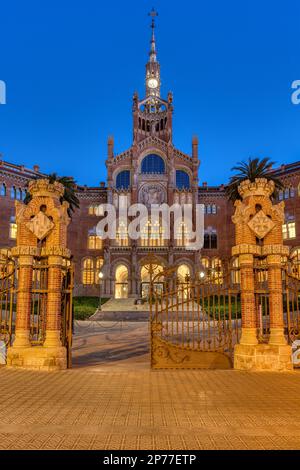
[44,255,62,348]
[239,253,258,345]
[267,254,286,345]
[13,255,33,348]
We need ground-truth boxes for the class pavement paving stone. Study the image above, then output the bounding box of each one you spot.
[0,321,300,450]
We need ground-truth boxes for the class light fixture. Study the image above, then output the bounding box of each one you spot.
[99,271,104,279]
[199,271,205,279]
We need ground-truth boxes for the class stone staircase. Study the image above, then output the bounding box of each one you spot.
[90,298,150,321]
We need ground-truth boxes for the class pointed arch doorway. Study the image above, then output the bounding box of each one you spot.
[114,264,129,299]
[140,261,164,300]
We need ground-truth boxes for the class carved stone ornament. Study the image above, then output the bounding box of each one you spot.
[247,210,275,239]
[139,184,166,207]
[26,211,55,241]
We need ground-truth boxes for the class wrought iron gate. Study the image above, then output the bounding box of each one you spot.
[0,255,74,367]
[0,255,16,347]
[150,259,300,369]
[150,263,241,369]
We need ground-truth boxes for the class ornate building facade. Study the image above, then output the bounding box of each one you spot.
[1,13,300,298]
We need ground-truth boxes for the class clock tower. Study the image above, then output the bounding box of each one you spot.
[105,9,200,299]
[132,8,173,144]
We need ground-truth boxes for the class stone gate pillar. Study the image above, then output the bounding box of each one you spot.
[7,179,71,371]
[267,254,286,345]
[232,178,292,371]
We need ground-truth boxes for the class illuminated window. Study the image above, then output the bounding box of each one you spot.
[140,219,165,247]
[115,221,129,246]
[141,154,165,174]
[88,235,102,250]
[291,249,300,278]
[211,258,223,284]
[116,171,130,190]
[201,257,210,269]
[176,170,190,190]
[283,222,296,239]
[88,205,98,215]
[175,222,190,247]
[82,258,94,285]
[9,223,17,239]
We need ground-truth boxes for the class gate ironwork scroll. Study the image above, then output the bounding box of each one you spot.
[253,259,300,347]
[150,261,242,369]
[0,254,74,367]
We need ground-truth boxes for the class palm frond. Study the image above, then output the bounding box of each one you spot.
[225,157,284,202]
[24,173,80,218]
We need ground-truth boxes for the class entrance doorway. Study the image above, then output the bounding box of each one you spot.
[140,263,164,299]
[114,264,129,299]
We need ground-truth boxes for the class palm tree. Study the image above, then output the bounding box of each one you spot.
[24,173,80,217]
[225,157,284,202]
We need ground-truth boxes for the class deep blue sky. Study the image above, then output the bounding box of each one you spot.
[1,0,300,186]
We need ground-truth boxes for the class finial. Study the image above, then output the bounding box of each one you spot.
[149,7,158,26]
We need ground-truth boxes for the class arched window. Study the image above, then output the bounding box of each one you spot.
[203,231,218,249]
[175,221,190,247]
[116,170,130,190]
[88,205,99,215]
[140,218,166,247]
[10,186,16,199]
[9,216,17,239]
[201,257,210,269]
[116,220,129,247]
[82,258,94,285]
[211,258,223,284]
[176,170,190,190]
[88,228,103,250]
[0,183,6,197]
[141,154,165,174]
[16,188,22,201]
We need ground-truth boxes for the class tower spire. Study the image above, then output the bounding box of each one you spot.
[149,7,158,62]
[146,8,160,99]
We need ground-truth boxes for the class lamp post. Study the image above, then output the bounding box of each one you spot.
[98,271,104,311]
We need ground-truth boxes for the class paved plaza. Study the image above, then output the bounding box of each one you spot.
[1,320,300,450]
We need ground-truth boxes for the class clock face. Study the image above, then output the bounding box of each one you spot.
[148,78,158,89]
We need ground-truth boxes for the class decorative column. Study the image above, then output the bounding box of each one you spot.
[232,178,292,371]
[13,252,34,348]
[267,254,286,345]
[43,254,63,348]
[239,253,258,346]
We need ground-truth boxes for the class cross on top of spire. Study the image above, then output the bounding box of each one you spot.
[149,7,158,27]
